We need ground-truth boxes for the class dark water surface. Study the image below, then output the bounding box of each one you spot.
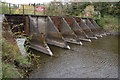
[29,35,119,78]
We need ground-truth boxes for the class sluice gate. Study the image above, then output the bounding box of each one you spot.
[50,16,82,45]
[46,16,70,49]
[64,17,91,42]
[74,17,98,39]
[3,14,109,56]
[89,19,110,36]
[29,16,53,56]
[82,18,103,38]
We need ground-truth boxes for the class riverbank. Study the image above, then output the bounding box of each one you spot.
[1,25,34,78]
[96,15,119,32]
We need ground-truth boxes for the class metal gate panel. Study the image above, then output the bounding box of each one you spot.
[84,18,103,38]
[29,16,53,56]
[64,17,91,42]
[46,16,70,49]
[89,19,110,35]
[50,16,82,45]
[74,17,97,39]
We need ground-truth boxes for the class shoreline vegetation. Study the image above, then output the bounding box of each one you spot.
[96,15,119,33]
[1,24,40,78]
[2,26,30,78]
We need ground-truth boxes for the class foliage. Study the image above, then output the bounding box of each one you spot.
[92,2,120,17]
[65,2,119,17]
[2,40,22,78]
[45,2,66,16]
[2,3,9,14]
[2,63,22,78]
[96,15,119,31]
[1,1,120,18]
[2,21,33,78]
[84,5,94,14]
[83,5,94,18]
[2,39,20,61]
[66,2,90,16]
[1,2,16,14]
[96,18,105,29]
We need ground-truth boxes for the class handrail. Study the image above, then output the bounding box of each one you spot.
[0,1,67,16]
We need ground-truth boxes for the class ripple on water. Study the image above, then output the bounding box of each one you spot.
[29,36,118,78]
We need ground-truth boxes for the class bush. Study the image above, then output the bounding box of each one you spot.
[2,63,22,78]
[96,18,105,29]
[95,15,119,31]
[2,37,31,78]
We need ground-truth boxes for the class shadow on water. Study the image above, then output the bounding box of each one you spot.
[29,35,119,78]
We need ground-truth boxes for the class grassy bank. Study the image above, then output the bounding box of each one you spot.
[2,37,31,78]
[96,15,119,32]
[1,23,33,78]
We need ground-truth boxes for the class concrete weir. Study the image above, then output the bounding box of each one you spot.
[64,17,91,42]
[83,18,103,38]
[50,16,83,45]
[89,19,110,35]
[46,16,70,49]
[74,17,98,39]
[29,16,53,56]
[3,14,109,56]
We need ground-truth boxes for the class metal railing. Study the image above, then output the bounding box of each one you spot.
[0,1,69,16]
[0,2,46,15]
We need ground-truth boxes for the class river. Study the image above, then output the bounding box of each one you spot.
[29,35,119,78]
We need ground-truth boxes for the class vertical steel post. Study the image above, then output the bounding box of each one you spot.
[24,16,29,34]
[43,4,45,15]
[23,5,24,14]
[9,3,11,14]
[34,3,35,15]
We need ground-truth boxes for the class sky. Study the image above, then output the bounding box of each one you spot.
[1,0,54,4]
[1,0,119,4]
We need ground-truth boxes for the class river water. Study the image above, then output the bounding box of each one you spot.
[29,35,119,78]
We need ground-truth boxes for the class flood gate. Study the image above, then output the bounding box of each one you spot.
[3,14,110,56]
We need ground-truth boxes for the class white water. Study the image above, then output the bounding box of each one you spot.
[16,38,27,57]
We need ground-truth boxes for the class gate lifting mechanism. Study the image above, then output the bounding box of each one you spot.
[3,14,110,56]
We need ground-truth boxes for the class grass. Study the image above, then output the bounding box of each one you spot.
[1,23,32,78]
[103,15,119,31]
[96,15,119,32]
[2,38,26,78]
[2,62,22,78]
[2,35,40,78]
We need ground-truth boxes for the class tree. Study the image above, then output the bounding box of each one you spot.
[92,2,119,17]
[107,2,120,17]
[83,5,94,17]
[2,2,9,14]
[65,2,90,16]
